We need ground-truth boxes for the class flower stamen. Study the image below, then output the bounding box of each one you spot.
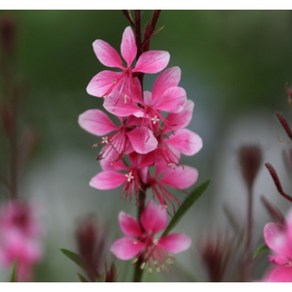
[125,171,134,182]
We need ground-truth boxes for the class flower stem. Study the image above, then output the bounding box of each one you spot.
[133,189,146,282]
[242,185,253,281]
[124,9,162,282]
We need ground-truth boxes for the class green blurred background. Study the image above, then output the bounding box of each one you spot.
[0,10,292,281]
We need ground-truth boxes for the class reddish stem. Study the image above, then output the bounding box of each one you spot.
[265,162,292,202]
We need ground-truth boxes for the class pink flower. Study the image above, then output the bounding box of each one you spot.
[143,162,198,207]
[142,100,203,167]
[0,201,42,281]
[263,209,292,282]
[110,200,191,271]
[89,153,148,200]
[87,26,170,99]
[103,67,187,124]
[78,109,158,161]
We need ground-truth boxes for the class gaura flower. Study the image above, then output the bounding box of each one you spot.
[263,208,292,282]
[103,67,187,125]
[143,162,198,207]
[89,153,148,200]
[111,200,191,271]
[87,26,170,99]
[142,100,203,167]
[78,109,157,161]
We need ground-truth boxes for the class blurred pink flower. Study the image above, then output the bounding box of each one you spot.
[0,201,42,281]
[263,209,292,282]
[87,26,170,99]
[111,200,191,270]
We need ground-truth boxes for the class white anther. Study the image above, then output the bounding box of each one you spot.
[124,94,129,104]
[101,136,109,144]
[125,171,134,182]
[151,115,160,125]
[167,162,176,169]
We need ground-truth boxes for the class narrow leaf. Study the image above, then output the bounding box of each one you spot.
[163,178,211,236]
[60,248,87,270]
[77,273,88,282]
[10,262,17,282]
[253,243,269,259]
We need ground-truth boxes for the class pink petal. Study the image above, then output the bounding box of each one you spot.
[264,223,292,258]
[165,100,195,131]
[93,39,123,69]
[110,237,144,260]
[154,87,187,113]
[263,265,292,282]
[127,127,158,154]
[100,158,126,171]
[119,212,142,237]
[152,67,181,98]
[120,26,137,67]
[89,171,126,190]
[133,51,170,74]
[103,94,144,118]
[159,165,198,189]
[140,200,167,234]
[158,233,191,253]
[86,70,122,97]
[269,255,289,265]
[168,129,203,156]
[78,109,117,136]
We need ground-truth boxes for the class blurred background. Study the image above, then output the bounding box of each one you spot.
[0,10,292,281]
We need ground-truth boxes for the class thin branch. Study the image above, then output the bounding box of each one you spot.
[265,162,292,202]
[142,10,161,52]
[122,10,135,27]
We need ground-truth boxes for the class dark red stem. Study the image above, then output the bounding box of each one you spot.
[265,162,292,202]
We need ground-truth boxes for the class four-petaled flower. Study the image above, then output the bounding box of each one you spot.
[111,200,191,271]
[87,26,170,100]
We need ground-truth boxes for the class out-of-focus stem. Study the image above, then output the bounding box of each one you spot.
[242,185,253,281]
[9,96,18,199]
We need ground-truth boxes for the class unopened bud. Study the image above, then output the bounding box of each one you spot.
[238,144,263,191]
[0,14,16,56]
[275,112,292,141]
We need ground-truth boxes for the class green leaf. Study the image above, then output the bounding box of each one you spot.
[60,248,87,270]
[10,262,17,282]
[77,273,88,282]
[253,243,269,259]
[162,178,211,236]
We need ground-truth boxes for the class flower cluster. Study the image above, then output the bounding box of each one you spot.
[79,25,202,268]
[79,26,202,207]
[0,200,42,281]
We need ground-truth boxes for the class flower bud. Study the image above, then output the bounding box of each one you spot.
[238,144,263,191]
[0,14,16,56]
